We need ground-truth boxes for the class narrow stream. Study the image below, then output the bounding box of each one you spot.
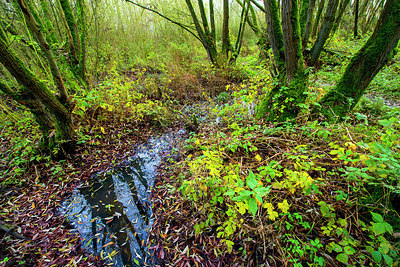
[60,129,186,266]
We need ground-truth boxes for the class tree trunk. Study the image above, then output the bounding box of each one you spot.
[311,0,326,39]
[0,37,74,152]
[222,0,231,60]
[185,0,217,64]
[330,0,350,37]
[234,0,251,60]
[354,0,359,38]
[314,0,400,122]
[17,0,69,105]
[40,0,58,45]
[0,80,54,147]
[300,0,311,34]
[257,0,308,121]
[262,0,285,73]
[58,0,80,57]
[76,0,87,84]
[309,0,340,65]
[302,0,316,48]
[209,0,216,44]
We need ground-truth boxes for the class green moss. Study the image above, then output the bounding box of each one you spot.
[257,0,308,122]
[59,0,79,52]
[299,0,310,34]
[40,0,57,44]
[314,0,400,122]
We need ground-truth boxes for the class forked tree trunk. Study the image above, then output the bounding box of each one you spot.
[314,0,400,122]
[257,0,308,122]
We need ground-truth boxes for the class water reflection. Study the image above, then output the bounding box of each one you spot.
[61,131,185,266]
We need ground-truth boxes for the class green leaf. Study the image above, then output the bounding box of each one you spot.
[254,186,270,196]
[382,254,393,266]
[372,222,387,235]
[383,222,393,234]
[380,242,391,254]
[225,240,234,253]
[371,212,384,223]
[224,190,235,197]
[372,250,382,263]
[336,253,348,264]
[248,198,257,216]
[247,171,258,189]
[332,244,343,253]
[344,246,355,255]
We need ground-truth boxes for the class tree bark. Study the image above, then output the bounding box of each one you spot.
[0,37,74,151]
[314,0,400,122]
[263,0,285,73]
[210,0,216,44]
[222,0,231,60]
[302,0,317,48]
[185,0,217,64]
[354,0,359,38]
[76,0,87,84]
[17,0,69,105]
[309,0,340,65]
[257,0,308,121]
[311,0,326,39]
[330,0,350,37]
[0,80,54,147]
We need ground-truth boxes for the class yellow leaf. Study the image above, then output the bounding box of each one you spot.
[360,154,370,164]
[102,242,114,248]
[255,154,262,162]
[277,200,291,213]
[269,211,279,221]
[199,184,207,192]
[32,202,35,209]
[100,127,105,134]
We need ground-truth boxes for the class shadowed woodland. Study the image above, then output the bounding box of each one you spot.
[0,0,400,266]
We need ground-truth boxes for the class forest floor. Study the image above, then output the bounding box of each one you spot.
[1,50,400,266]
[0,110,159,266]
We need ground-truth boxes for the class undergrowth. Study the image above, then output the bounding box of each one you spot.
[151,80,400,266]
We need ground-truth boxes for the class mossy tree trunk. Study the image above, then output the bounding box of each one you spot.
[0,80,54,147]
[0,30,74,153]
[311,0,326,39]
[309,0,340,65]
[56,0,87,88]
[330,0,350,37]
[262,0,285,74]
[313,0,400,122]
[17,0,69,105]
[221,0,232,61]
[237,0,269,59]
[302,0,316,48]
[257,0,308,122]
[354,0,360,38]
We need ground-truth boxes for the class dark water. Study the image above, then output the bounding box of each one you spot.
[60,130,185,266]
